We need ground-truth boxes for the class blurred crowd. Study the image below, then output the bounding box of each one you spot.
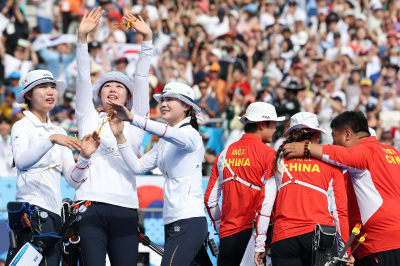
[1,0,400,177]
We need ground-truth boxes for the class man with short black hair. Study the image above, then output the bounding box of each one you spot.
[283,110,400,265]
[205,102,284,266]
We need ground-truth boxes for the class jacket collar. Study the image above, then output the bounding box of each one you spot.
[173,117,191,128]
[359,136,379,145]
[240,133,263,143]
[23,110,54,130]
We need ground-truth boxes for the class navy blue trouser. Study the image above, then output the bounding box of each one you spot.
[161,217,208,266]
[5,207,62,266]
[79,202,139,266]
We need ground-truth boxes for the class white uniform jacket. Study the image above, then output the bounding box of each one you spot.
[74,41,153,209]
[118,116,206,225]
[11,110,91,216]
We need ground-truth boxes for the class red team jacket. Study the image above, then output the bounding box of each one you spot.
[255,154,350,251]
[322,137,400,259]
[204,134,276,239]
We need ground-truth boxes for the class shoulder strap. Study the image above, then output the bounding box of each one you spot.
[279,160,328,197]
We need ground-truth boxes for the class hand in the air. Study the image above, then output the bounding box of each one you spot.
[78,7,104,36]
[80,131,101,159]
[122,14,153,41]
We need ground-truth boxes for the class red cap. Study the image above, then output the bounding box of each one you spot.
[387,29,397,38]
[294,62,304,69]
[197,1,209,13]
[108,11,122,23]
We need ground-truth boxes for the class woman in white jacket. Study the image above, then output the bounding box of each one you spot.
[108,82,207,266]
[74,8,154,265]
[6,69,100,266]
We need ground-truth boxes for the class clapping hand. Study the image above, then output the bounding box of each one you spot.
[106,99,134,123]
[80,131,101,159]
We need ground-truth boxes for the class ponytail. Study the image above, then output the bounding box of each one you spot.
[273,130,316,173]
[186,107,199,131]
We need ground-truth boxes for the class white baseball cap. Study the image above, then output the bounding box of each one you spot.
[92,71,135,109]
[154,82,201,113]
[17,70,65,104]
[283,112,326,137]
[239,102,285,125]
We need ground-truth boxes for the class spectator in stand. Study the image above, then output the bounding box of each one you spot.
[315,76,346,143]
[32,0,57,34]
[148,75,161,120]
[0,90,16,120]
[208,62,226,108]
[49,91,74,122]
[374,64,400,97]
[200,130,216,176]
[3,72,23,102]
[347,78,378,116]
[115,57,128,76]
[195,77,219,126]
[226,66,251,97]
[1,40,38,81]
[1,0,28,55]
[60,0,86,34]
[380,130,394,147]
[39,42,74,86]
[0,115,16,177]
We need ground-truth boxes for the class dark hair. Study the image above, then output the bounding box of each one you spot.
[273,130,317,173]
[32,26,41,34]
[0,115,11,125]
[330,111,370,137]
[24,91,32,109]
[4,90,15,99]
[244,121,270,133]
[185,107,199,131]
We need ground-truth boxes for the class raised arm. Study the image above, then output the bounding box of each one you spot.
[122,14,153,117]
[108,100,200,153]
[76,7,104,120]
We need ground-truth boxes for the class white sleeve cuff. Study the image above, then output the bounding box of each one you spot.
[131,115,146,129]
[255,234,267,253]
[77,155,91,168]
[141,40,153,54]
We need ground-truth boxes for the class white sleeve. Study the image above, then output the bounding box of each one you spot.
[131,115,198,153]
[131,40,153,117]
[11,124,54,170]
[75,43,98,134]
[62,147,91,189]
[118,141,158,174]
[255,177,277,253]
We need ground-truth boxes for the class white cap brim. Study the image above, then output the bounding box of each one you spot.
[154,92,201,113]
[17,78,65,104]
[92,71,134,109]
[238,115,286,125]
[283,124,326,137]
